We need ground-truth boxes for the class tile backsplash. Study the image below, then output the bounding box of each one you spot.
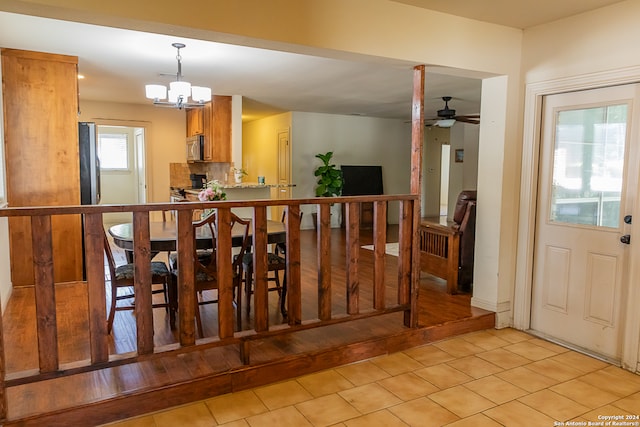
[169,162,233,189]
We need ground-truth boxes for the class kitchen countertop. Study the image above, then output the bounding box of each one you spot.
[181,183,295,195]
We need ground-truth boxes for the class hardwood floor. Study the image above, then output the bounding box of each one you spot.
[1,226,494,426]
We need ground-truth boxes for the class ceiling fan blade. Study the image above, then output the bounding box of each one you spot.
[456,116,480,124]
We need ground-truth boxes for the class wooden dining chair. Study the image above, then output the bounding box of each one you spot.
[242,210,301,318]
[172,211,250,337]
[103,228,176,333]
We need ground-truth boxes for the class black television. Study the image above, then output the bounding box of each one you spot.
[340,165,383,196]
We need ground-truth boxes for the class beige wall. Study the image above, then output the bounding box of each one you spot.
[242,112,292,188]
[291,112,411,228]
[522,1,640,84]
[519,0,640,371]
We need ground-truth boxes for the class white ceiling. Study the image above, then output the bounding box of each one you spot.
[0,2,623,122]
[0,11,482,122]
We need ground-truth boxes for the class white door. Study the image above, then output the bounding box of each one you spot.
[276,129,291,220]
[531,84,640,361]
[134,128,147,204]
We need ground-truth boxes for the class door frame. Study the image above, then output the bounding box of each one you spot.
[92,119,153,205]
[514,66,640,372]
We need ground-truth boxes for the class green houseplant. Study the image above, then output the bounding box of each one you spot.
[314,151,343,197]
[312,152,343,229]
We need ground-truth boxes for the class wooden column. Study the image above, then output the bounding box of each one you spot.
[407,65,425,327]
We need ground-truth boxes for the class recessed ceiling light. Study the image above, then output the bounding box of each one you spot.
[77,74,85,79]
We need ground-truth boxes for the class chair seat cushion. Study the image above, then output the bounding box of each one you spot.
[169,250,212,270]
[195,268,240,282]
[115,261,170,280]
[242,252,285,267]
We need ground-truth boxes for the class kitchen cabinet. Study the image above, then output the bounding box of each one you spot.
[186,95,231,162]
[186,107,204,137]
[1,48,83,286]
[203,95,232,162]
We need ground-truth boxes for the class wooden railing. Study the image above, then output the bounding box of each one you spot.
[0,195,419,418]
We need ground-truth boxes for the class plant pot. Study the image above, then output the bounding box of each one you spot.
[234,172,243,184]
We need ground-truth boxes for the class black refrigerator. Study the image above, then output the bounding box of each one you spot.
[79,122,101,205]
[79,122,101,279]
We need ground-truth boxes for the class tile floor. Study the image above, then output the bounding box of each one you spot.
[101,328,640,427]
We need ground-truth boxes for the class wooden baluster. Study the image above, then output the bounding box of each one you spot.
[133,211,153,354]
[84,213,108,363]
[317,203,332,321]
[373,201,387,310]
[31,215,58,373]
[285,204,301,325]
[216,208,234,339]
[398,201,412,308]
[252,206,269,332]
[177,209,196,346]
[345,202,360,315]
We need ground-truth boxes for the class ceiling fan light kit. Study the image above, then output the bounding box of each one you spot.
[436,119,456,128]
[426,96,480,127]
[145,43,212,109]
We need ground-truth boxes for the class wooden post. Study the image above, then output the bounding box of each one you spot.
[252,206,269,332]
[216,208,234,339]
[84,213,109,363]
[373,201,387,310]
[31,215,59,373]
[345,202,360,315]
[317,203,332,321]
[407,64,425,327]
[285,204,302,324]
[133,211,154,354]
[177,209,196,346]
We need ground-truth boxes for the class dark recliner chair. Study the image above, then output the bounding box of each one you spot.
[451,190,477,292]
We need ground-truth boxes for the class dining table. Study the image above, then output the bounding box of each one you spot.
[108,218,289,320]
[108,219,287,256]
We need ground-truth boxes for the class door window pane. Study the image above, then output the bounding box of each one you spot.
[550,104,627,228]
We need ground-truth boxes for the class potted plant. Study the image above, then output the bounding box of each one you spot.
[232,167,247,184]
[314,152,343,197]
[313,151,343,228]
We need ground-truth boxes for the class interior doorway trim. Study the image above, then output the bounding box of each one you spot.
[89,118,153,204]
[514,66,640,372]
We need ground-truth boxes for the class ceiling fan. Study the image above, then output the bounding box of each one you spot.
[426,96,480,127]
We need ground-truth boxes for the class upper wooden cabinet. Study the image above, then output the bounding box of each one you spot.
[186,95,232,162]
[1,48,83,286]
[186,107,204,137]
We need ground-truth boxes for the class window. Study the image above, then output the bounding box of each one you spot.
[98,133,129,170]
[550,104,627,228]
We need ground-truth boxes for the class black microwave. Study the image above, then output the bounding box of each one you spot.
[186,135,204,162]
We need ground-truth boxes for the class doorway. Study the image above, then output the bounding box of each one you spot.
[530,84,640,362]
[97,125,147,226]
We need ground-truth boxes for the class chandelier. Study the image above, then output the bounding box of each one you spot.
[145,43,211,109]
